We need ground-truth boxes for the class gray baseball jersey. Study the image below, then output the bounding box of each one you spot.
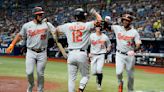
[57,21,94,50]
[19,20,55,92]
[90,32,111,74]
[90,33,111,54]
[58,21,95,92]
[19,21,55,49]
[111,25,141,52]
[111,25,141,92]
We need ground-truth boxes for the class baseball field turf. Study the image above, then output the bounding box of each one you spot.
[0,56,164,92]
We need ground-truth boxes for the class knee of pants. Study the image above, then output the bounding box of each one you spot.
[81,76,90,84]
[82,75,90,80]
[26,70,33,76]
[96,65,103,74]
[37,68,45,77]
[127,70,134,77]
[96,69,102,74]
[91,69,97,75]
[116,68,124,75]
[127,73,134,79]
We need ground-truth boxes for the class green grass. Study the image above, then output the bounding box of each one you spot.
[0,56,164,92]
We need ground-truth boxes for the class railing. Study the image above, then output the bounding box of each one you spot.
[107,53,164,67]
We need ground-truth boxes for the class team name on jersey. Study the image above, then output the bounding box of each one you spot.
[28,28,46,37]
[69,25,85,31]
[118,33,134,41]
[91,40,105,45]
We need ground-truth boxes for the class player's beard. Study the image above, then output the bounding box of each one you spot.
[122,19,131,29]
[36,18,42,24]
[124,23,130,29]
[122,21,131,29]
[35,15,43,24]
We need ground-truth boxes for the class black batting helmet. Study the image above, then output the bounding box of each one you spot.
[74,8,87,21]
[32,7,44,15]
[121,14,133,22]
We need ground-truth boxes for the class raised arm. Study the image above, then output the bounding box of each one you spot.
[89,8,102,24]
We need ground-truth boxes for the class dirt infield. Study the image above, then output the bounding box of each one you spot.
[0,76,60,92]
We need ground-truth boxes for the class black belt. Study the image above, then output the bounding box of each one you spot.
[93,53,105,55]
[29,48,46,53]
[117,50,128,55]
[69,49,86,52]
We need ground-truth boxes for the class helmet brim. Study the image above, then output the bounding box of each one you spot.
[34,11,44,15]
[121,17,132,22]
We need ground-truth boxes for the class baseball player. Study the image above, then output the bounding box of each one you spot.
[56,8,102,92]
[6,7,56,92]
[110,14,142,92]
[89,25,111,90]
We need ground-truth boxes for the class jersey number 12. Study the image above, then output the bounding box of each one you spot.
[72,30,83,42]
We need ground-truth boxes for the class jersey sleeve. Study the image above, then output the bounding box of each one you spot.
[134,30,142,44]
[111,25,121,34]
[19,24,26,38]
[86,21,95,31]
[111,25,117,33]
[57,23,68,33]
[47,22,56,33]
[89,33,92,40]
[105,35,111,47]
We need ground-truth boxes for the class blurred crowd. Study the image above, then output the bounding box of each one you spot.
[0,0,164,56]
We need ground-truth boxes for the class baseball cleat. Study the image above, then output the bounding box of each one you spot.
[118,81,123,92]
[97,84,102,91]
[77,88,83,92]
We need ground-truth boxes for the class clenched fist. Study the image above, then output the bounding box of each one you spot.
[6,44,14,54]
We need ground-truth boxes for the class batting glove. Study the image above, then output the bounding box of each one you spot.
[6,44,14,54]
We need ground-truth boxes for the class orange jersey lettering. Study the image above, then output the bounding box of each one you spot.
[91,40,105,45]
[69,25,85,31]
[28,29,46,37]
[118,33,134,41]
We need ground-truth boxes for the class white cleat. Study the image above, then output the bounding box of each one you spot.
[97,84,102,91]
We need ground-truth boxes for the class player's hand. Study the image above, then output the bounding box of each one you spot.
[6,44,14,54]
[127,50,135,56]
